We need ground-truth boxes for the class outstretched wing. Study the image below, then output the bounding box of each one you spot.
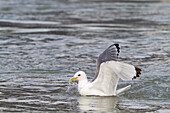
[92,44,120,82]
[91,61,141,96]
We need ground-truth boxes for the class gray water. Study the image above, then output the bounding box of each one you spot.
[0,0,170,112]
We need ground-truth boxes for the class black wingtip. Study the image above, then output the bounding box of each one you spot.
[114,44,120,54]
[108,44,120,55]
[132,66,142,80]
[109,44,120,58]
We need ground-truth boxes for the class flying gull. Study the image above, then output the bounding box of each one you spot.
[70,44,141,96]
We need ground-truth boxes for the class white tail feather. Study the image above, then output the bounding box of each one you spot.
[116,85,131,95]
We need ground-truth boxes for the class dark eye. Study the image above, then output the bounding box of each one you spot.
[78,74,81,76]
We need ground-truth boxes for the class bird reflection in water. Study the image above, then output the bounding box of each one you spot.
[78,96,120,113]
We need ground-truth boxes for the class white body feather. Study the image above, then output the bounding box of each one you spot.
[78,61,137,96]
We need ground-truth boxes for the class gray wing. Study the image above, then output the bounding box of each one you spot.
[92,44,120,82]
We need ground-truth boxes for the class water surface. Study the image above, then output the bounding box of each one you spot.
[0,0,170,112]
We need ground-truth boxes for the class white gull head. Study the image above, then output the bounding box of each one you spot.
[70,71,87,82]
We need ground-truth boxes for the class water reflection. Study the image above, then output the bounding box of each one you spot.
[78,96,119,113]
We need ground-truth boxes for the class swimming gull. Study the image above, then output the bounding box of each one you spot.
[70,44,141,96]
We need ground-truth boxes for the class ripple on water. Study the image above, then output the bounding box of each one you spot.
[0,0,170,112]
[0,74,77,112]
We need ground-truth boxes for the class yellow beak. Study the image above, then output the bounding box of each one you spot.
[69,77,78,81]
